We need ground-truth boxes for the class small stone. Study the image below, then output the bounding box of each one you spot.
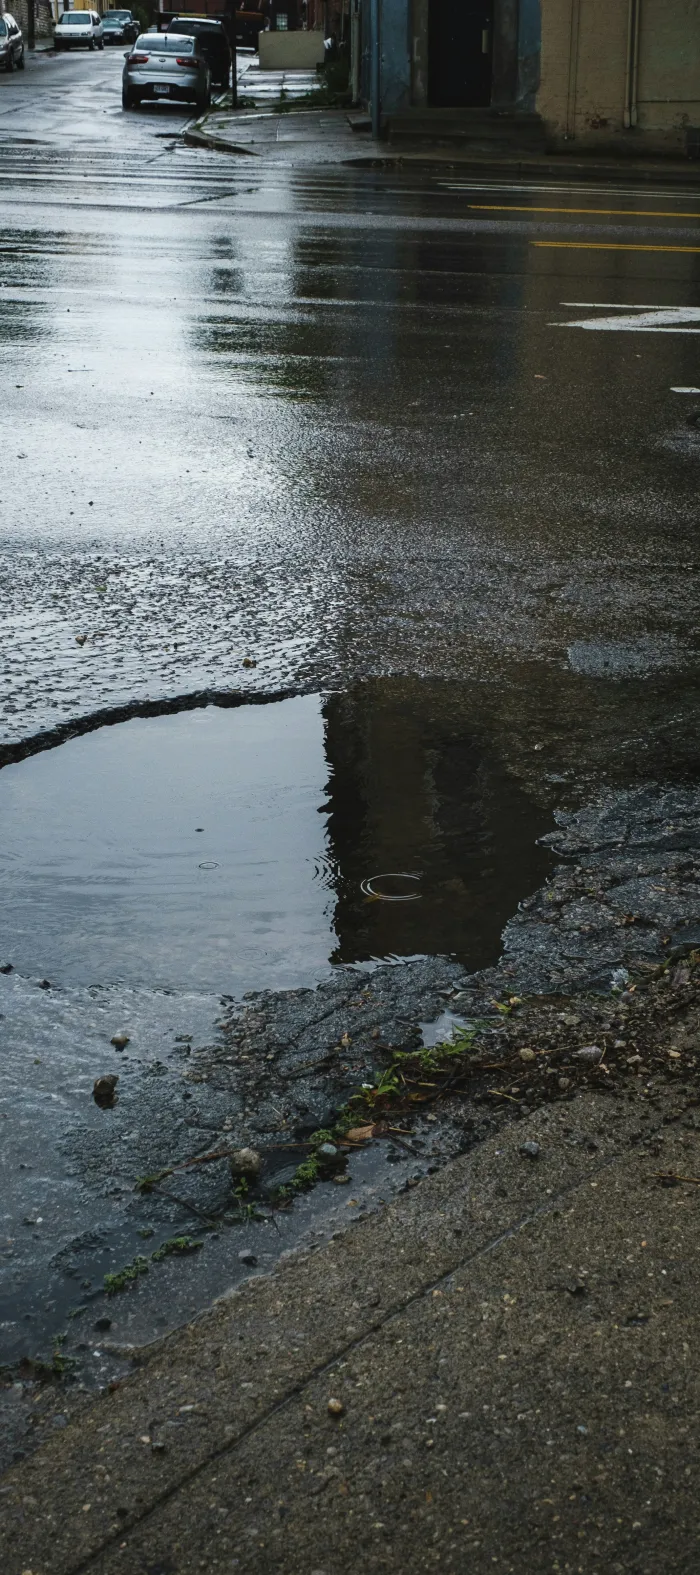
[574,1045,603,1064]
[0,963,13,974]
[238,1248,258,1267]
[333,1173,351,1185]
[519,1140,541,1160]
[558,1076,572,1091]
[317,1143,338,1161]
[518,1047,536,1062]
[110,1033,130,1050]
[93,1075,118,1109]
[229,1147,262,1178]
[327,1398,345,1417]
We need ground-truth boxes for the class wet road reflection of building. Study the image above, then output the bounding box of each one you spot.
[322,678,552,969]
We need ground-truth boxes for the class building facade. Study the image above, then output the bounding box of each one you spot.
[360,0,700,155]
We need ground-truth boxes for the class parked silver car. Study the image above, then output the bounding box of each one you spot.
[54,10,104,51]
[122,33,211,111]
[0,12,25,71]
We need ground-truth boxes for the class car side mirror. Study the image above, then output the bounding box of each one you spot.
[124,48,129,56]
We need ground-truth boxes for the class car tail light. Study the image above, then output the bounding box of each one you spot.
[128,52,149,63]
[176,55,199,66]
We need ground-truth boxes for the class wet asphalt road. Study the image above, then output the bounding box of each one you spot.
[1,50,700,1385]
[1,47,699,788]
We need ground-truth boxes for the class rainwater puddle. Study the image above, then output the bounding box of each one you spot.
[0,685,552,991]
[0,682,554,1379]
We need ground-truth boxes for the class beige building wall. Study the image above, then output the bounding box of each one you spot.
[537,0,700,152]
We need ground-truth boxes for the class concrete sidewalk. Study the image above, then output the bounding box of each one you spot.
[187,103,700,185]
[185,107,362,162]
[3,1082,700,1574]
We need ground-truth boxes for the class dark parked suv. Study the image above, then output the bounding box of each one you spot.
[102,9,140,44]
[164,17,230,89]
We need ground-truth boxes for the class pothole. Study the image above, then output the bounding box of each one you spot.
[0,686,552,991]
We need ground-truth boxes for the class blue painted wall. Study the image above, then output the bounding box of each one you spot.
[517,0,541,110]
[361,0,411,117]
[360,0,541,121]
[379,0,412,113]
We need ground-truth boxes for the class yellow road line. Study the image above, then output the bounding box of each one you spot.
[470,203,700,219]
[532,241,700,253]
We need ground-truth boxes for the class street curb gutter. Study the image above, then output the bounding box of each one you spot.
[181,121,700,185]
[1,1084,693,1574]
[182,125,257,155]
[349,149,700,187]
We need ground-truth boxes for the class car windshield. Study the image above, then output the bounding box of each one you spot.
[135,34,194,52]
[61,13,93,22]
[105,9,131,15]
[169,20,220,32]
[0,19,7,35]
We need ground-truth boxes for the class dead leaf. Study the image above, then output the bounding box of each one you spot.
[344,1125,375,1144]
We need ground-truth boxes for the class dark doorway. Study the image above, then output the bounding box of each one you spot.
[428,0,494,107]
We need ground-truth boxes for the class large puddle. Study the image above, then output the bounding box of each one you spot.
[0,682,554,1379]
[0,686,552,990]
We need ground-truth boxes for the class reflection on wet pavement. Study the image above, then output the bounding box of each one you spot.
[0,684,551,990]
[0,696,333,992]
[1,122,698,794]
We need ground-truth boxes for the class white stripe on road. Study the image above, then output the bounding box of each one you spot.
[553,305,700,332]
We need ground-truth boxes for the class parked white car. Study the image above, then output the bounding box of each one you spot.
[0,14,25,71]
[54,10,104,51]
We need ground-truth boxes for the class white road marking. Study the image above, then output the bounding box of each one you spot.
[553,305,700,332]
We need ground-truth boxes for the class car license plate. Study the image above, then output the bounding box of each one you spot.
[154,83,169,95]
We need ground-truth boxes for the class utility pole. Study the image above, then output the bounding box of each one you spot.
[370,0,380,138]
[224,0,238,109]
[28,0,35,50]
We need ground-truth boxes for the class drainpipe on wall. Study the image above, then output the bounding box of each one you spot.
[350,0,360,105]
[630,0,641,128]
[564,0,580,139]
[624,0,641,128]
[370,0,380,138]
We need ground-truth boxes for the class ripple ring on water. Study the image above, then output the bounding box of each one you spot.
[198,861,219,870]
[360,872,422,902]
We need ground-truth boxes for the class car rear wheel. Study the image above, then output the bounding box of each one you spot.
[89,38,96,50]
[5,49,14,71]
[122,87,136,108]
[17,46,25,68]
